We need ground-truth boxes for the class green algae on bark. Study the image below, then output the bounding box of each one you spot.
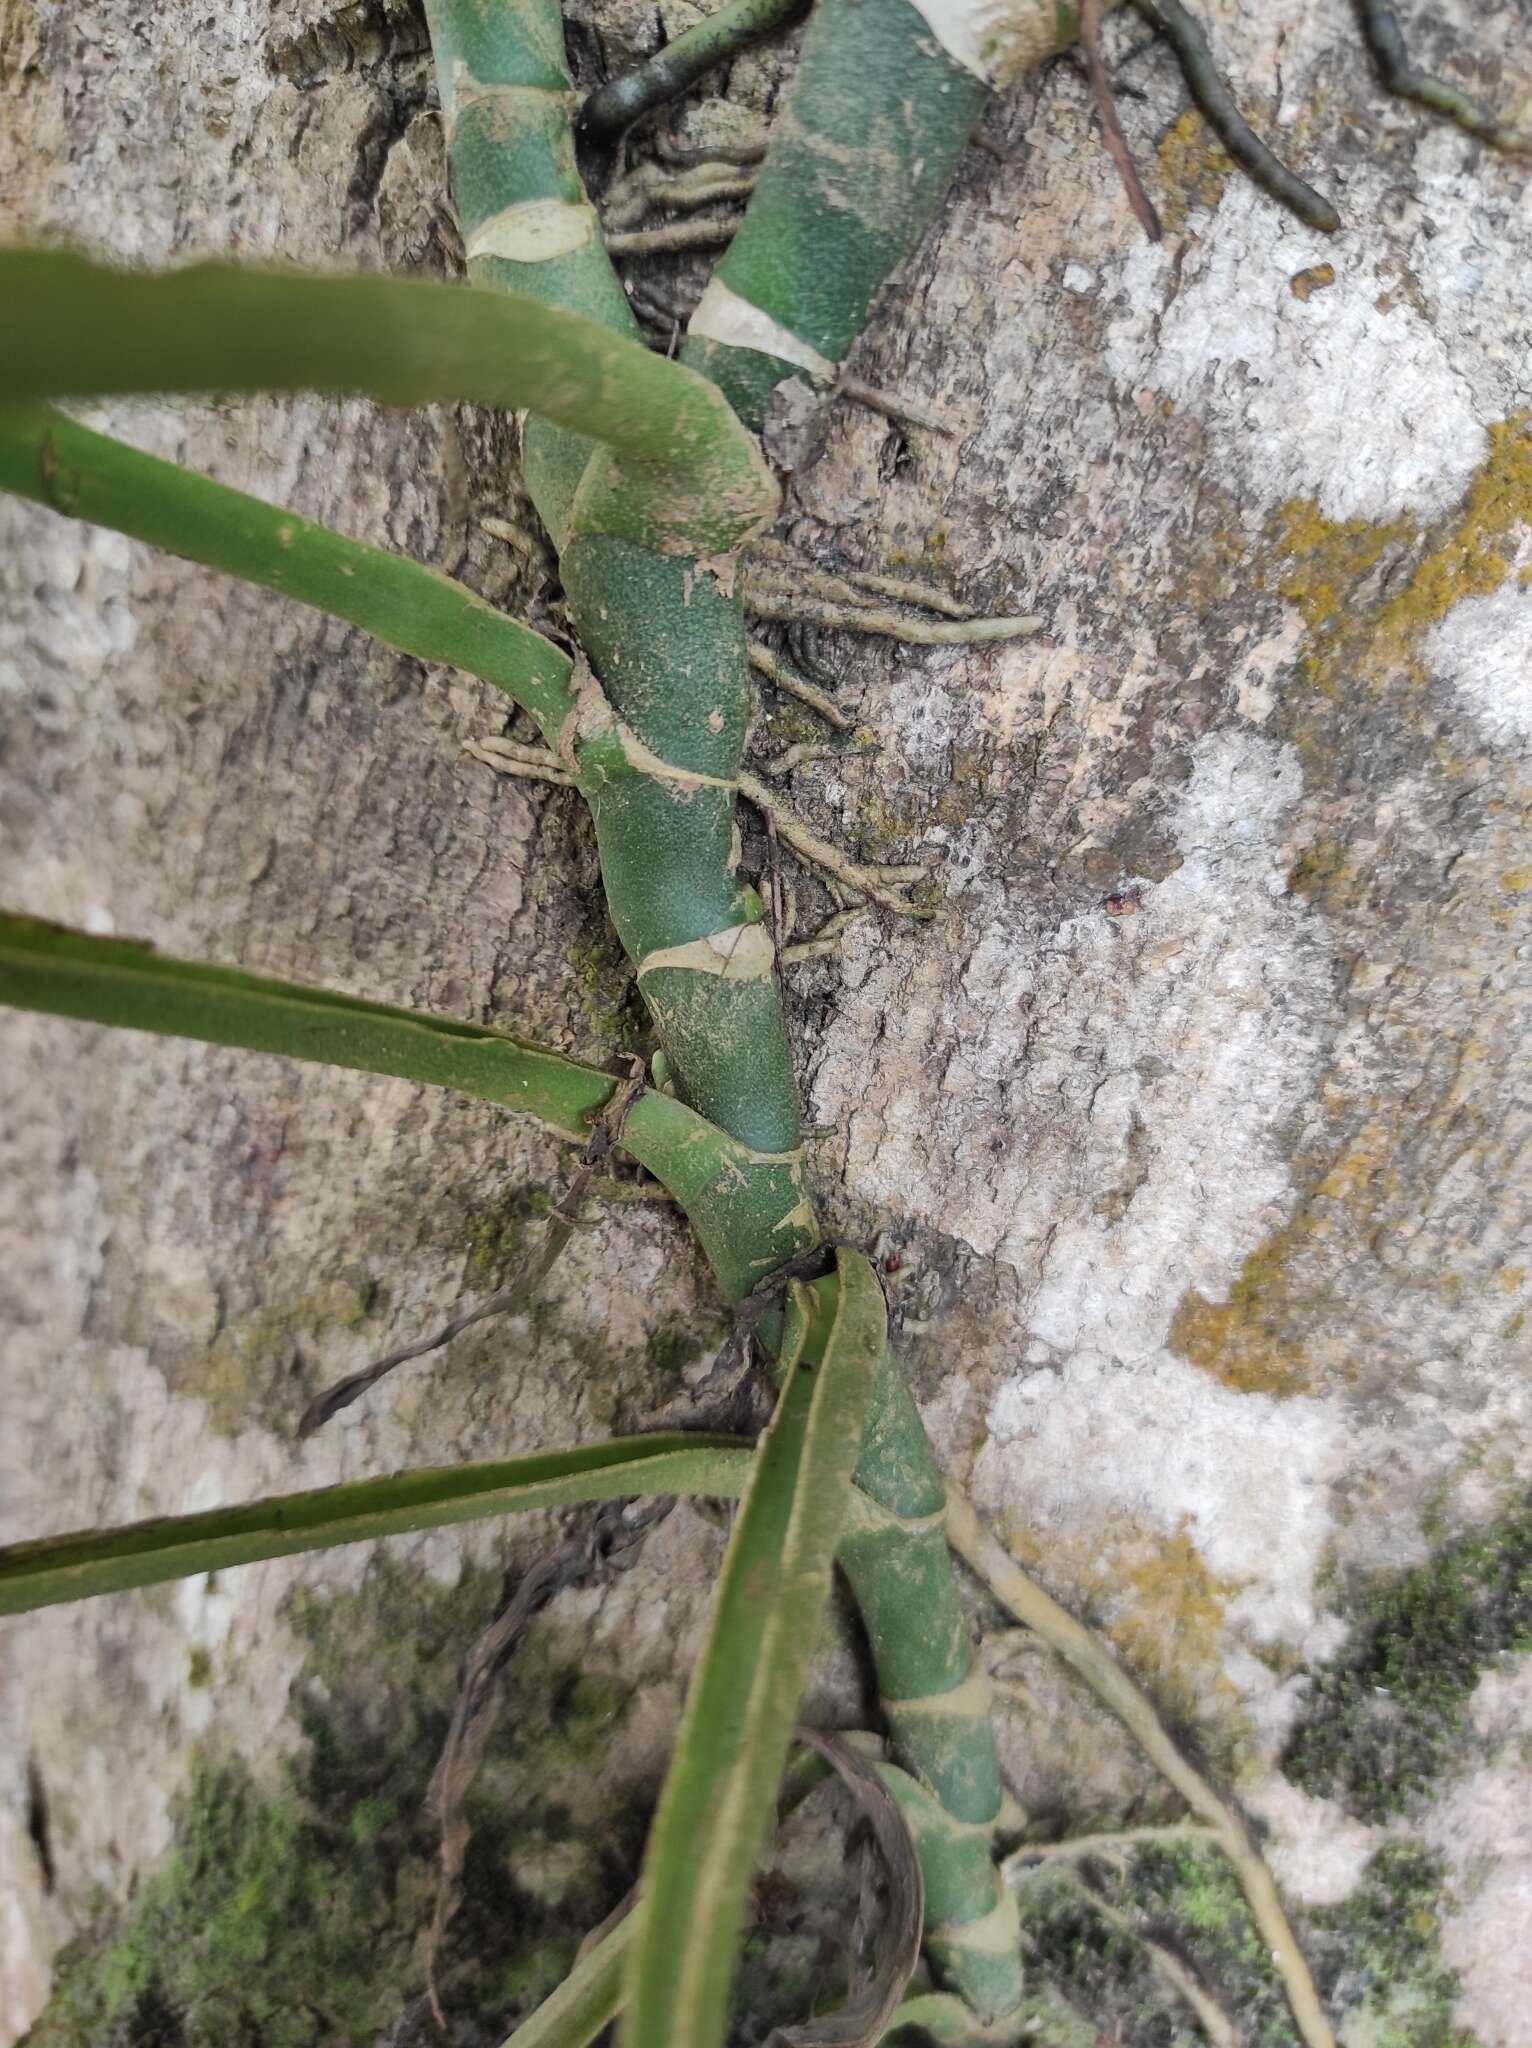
[1284,1499,1532,1821]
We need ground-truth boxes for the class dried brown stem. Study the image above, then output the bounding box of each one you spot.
[745,587,1040,644]
[606,215,740,257]
[1081,0,1162,240]
[298,1062,645,1435]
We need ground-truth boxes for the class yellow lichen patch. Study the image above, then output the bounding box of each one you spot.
[987,1511,1243,1733]
[1374,418,1532,642]
[1153,110,1232,237]
[1285,834,1356,908]
[1271,501,1410,638]
[1500,868,1532,894]
[1170,1238,1312,1397]
[1271,418,1532,709]
[1105,1524,1244,1724]
[1171,1122,1396,1397]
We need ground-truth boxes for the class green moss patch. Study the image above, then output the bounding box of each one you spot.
[1008,1835,1476,2048]
[462,1179,553,1288]
[1283,1500,1532,1820]
[29,1557,648,2048]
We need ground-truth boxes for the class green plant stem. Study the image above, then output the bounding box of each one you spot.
[579,0,808,141]
[679,0,1088,427]
[0,249,772,555]
[426,0,803,1161]
[424,0,648,551]
[423,0,1026,2020]
[835,1370,1022,2019]
[0,404,577,742]
[0,1438,753,1616]
[869,1759,1023,2024]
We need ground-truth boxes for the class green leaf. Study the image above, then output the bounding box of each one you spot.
[0,405,576,742]
[622,1248,887,2048]
[0,912,618,1139]
[0,250,764,527]
[501,1909,634,2048]
[0,1437,752,1615]
[0,912,820,1306]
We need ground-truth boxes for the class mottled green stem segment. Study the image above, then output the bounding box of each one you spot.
[838,1357,1022,2017]
[424,0,1025,2020]
[680,0,1086,427]
[0,405,576,743]
[426,0,802,1165]
[579,0,807,141]
[875,1761,1023,2023]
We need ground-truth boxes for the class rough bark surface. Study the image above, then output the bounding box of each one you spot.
[2,0,1531,2043]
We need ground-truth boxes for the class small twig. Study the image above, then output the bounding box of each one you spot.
[751,537,972,620]
[1355,0,1531,154]
[738,772,939,918]
[766,803,786,962]
[781,905,869,966]
[746,586,1041,645]
[1037,1863,1242,2047]
[654,127,769,170]
[425,1490,672,2026]
[297,1062,646,1436]
[1081,0,1162,240]
[479,514,549,567]
[834,375,959,438]
[748,641,855,730]
[606,214,740,257]
[1129,0,1340,231]
[469,735,567,772]
[833,568,970,620]
[944,1488,1337,2048]
[1002,1822,1219,1876]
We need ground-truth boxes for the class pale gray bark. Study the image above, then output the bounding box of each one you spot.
[3,1,1531,2042]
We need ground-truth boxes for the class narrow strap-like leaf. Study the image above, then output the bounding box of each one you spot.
[0,405,576,742]
[0,249,757,506]
[500,1905,634,2048]
[0,1437,752,1615]
[0,912,618,1138]
[622,1248,887,2048]
[0,913,821,1306]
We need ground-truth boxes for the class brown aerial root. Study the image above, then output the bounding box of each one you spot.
[944,1487,1337,2048]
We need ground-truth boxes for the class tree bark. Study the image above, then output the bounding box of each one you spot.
[3,1,1531,2043]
